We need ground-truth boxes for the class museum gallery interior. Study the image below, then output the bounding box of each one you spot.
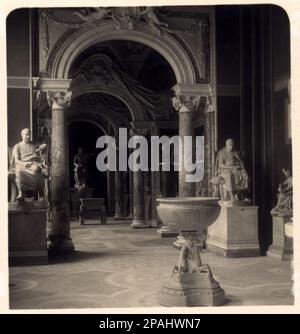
[6,5,293,308]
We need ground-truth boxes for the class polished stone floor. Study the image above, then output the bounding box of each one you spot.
[9,219,293,309]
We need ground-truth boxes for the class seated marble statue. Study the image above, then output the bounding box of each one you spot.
[9,128,49,201]
[212,138,248,201]
[271,168,293,216]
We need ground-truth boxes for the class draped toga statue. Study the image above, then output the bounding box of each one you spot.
[211,138,248,202]
[9,128,49,201]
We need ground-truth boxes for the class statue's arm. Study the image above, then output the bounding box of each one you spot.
[281,178,293,192]
[36,143,47,153]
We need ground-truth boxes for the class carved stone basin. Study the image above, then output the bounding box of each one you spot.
[156,197,221,232]
[156,196,225,307]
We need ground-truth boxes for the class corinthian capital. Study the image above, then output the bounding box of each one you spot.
[172,95,200,113]
[47,91,72,109]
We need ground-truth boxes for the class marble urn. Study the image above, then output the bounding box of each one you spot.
[156,197,226,307]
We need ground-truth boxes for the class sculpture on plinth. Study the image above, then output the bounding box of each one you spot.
[8,128,49,202]
[268,168,293,260]
[211,138,248,203]
[73,147,88,191]
[173,234,203,274]
[207,138,260,257]
[271,168,293,217]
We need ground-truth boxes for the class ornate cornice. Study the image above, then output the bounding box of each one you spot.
[35,78,72,91]
[173,83,212,96]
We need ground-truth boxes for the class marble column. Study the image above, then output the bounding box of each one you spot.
[47,90,74,255]
[130,170,147,228]
[202,98,216,197]
[130,129,148,228]
[106,170,115,216]
[113,169,124,219]
[126,170,134,220]
[172,95,200,197]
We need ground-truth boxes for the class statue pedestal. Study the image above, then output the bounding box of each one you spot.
[267,214,293,260]
[207,201,260,257]
[159,265,225,306]
[8,200,48,266]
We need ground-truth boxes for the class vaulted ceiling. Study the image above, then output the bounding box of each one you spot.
[69,40,176,93]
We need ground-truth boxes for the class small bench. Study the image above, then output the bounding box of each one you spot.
[79,198,107,225]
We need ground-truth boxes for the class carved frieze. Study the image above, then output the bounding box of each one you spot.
[72,7,169,33]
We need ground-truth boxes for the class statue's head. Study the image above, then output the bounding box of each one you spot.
[282,168,291,178]
[225,138,234,152]
[21,128,31,143]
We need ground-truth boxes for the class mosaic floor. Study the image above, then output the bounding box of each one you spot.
[9,219,293,309]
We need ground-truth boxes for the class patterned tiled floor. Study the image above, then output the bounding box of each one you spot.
[9,219,293,309]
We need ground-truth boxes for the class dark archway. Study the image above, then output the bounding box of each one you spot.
[68,121,107,199]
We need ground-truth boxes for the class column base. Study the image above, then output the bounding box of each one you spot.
[148,220,159,228]
[112,214,126,220]
[48,236,75,256]
[130,220,149,229]
[126,214,133,220]
[159,265,225,307]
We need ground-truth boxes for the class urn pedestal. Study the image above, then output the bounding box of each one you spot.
[156,197,225,307]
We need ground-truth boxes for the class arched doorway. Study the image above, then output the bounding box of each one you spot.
[40,13,210,254]
[67,39,179,222]
[47,21,198,84]
[68,120,107,199]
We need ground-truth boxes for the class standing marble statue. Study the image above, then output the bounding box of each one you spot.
[271,168,293,216]
[74,147,88,190]
[212,138,248,201]
[9,128,49,201]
